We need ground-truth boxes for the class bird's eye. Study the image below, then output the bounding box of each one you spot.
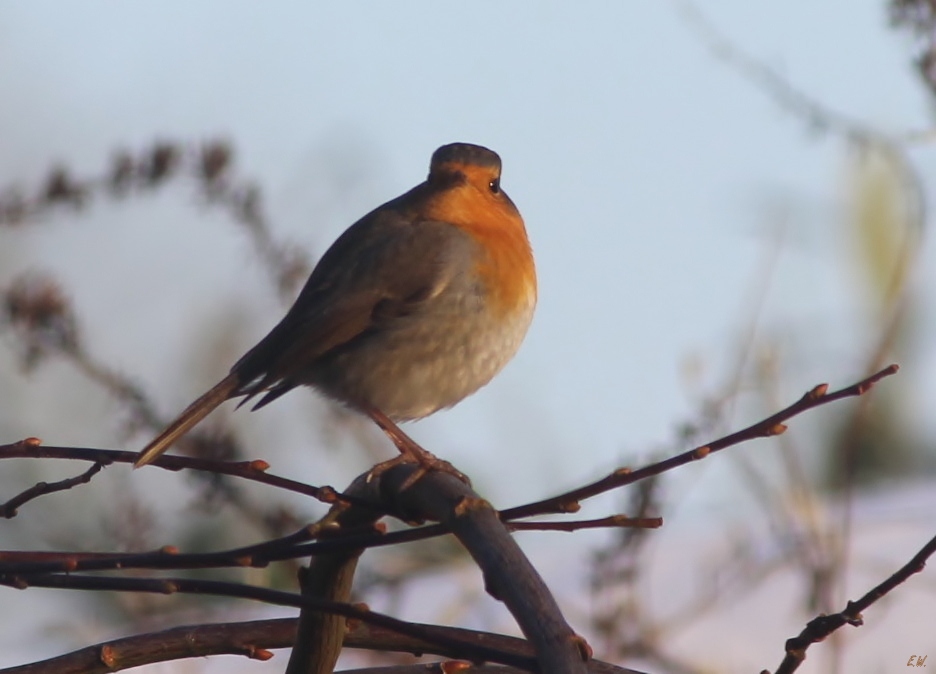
[488,178,500,194]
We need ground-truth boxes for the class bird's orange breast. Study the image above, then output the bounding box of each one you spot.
[422,181,537,319]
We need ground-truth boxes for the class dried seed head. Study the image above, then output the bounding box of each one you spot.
[109,151,136,195]
[144,142,179,185]
[4,275,79,363]
[200,140,233,185]
[44,166,85,206]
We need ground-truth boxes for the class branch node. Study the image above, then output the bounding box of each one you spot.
[344,602,370,631]
[767,423,788,436]
[692,446,711,460]
[244,645,274,661]
[845,614,864,627]
[99,643,118,669]
[454,496,491,517]
[248,459,270,472]
[843,601,864,627]
[571,634,593,661]
[319,486,340,503]
[783,638,806,657]
[808,383,829,399]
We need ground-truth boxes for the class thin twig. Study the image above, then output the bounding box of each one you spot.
[502,365,899,520]
[767,531,936,674]
[0,522,381,575]
[508,515,662,533]
[0,440,347,505]
[0,462,104,518]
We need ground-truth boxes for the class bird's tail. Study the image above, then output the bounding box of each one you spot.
[134,373,240,468]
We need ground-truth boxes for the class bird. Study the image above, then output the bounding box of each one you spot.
[134,142,537,471]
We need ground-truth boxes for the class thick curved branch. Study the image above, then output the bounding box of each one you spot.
[375,464,590,674]
[286,473,387,674]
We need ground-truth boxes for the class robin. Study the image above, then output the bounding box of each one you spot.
[134,142,536,470]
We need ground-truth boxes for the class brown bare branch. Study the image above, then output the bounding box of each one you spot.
[0,573,533,670]
[507,515,662,533]
[0,440,345,505]
[0,618,647,674]
[374,464,590,674]
[1,462,104,518]
[286,473,387,674]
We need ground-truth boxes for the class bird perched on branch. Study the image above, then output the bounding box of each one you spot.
[135,142,536,470]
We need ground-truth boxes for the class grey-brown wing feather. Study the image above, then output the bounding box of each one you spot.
[231,209,475,407]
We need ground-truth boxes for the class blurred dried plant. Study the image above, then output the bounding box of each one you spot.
[0,139,310,300]
[0,140,325,632]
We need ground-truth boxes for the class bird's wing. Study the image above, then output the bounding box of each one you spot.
[231,209,476,405]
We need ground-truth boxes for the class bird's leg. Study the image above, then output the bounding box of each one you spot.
[365,408,469,486]
[367,408,438,464]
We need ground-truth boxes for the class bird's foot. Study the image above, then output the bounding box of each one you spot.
[367,453,468,491]
[366,409,469,489]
